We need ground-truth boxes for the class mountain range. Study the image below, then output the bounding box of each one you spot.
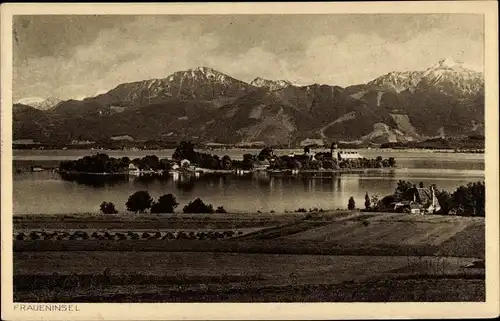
[13,58,484,146]
[14,97,62,111]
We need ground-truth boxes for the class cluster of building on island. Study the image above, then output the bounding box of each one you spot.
[126,142,392,176]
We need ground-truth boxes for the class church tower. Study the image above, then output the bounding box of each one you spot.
[330,142,339,160]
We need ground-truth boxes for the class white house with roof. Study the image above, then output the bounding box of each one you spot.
[337,151,362,160]
[180,159,191,168]
[128,163,141,176]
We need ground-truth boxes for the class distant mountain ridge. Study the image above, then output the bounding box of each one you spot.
[250,77,294,91]
[13,59,484,146]
[15,97,62,111]
[89,66,255,107]
[368,58,483,96]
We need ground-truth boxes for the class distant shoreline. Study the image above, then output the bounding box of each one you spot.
[13,147,485,153]
[40,167,398,176]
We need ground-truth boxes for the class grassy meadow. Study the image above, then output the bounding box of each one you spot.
[13,211,485,302]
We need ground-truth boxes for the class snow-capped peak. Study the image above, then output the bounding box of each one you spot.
[15,97,46,105]
[250,77,293,91]
[426,57,482,74]
[368,58,483,96]
[15,97,62,110]
[432,58,464,70]
[177,66,235,84]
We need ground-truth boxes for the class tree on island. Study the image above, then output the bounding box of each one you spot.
[221,155,232,170]
[126,191,153,213]
[364,193,371,210]
[242,153,254,170]
[348,197,356,210]
[258,147,273,161]
[150,194,179,214]
[172,141,197,162]
[100,201,118,214]
[59,153,130,173]
[183,198,215,213]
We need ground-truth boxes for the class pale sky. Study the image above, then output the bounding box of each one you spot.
[13,14,484,101]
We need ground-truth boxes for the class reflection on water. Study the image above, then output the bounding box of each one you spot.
[13,167,485,214]
[58,172,130,188]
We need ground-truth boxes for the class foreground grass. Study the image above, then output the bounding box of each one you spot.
[13,212,307,230]
[12,212,485,302]
[14,276,484,302]
[14,250,484,302]
[14,239,450,257]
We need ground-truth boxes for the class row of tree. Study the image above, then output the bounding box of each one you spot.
[356,180,485,217]
[60,154,130,173]
[172,141,234,170]
[267,155,396,171]
[59,153,172,173]
[100,191,226,214]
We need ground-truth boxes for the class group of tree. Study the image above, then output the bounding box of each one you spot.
[362,180,485,217]
[100,190,225,214]
[130,155,171,171]
[231,153,255,170]
[172,141,233,170]
[125,191,179,213]
[60,153,172,174]
[60,153,130,173]
[380,135,484,150]
[267,154,396,171]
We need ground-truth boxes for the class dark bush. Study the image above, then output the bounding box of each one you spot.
[364,193,371,210]
[215,206,227,213]
[115,233,126,240]
[29,231,39,240]
[182,198,214,213]
[348,197,356,210]
[100,201,118,214]
[126,191,153,213]
[150,194,179,214]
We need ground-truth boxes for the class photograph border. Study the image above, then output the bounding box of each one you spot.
[1,2,499,320]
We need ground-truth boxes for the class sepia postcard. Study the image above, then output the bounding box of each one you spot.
[1,1,499,320]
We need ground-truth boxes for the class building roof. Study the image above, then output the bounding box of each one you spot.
[415,188,432,204]
[257,159,270,166]
[411,187,441,211]
[300,138,325,147]
[338,151,361,159]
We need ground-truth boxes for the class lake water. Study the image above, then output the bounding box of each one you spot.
[12,149,485,214]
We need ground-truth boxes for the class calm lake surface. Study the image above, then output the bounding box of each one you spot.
[12,149,485,214]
